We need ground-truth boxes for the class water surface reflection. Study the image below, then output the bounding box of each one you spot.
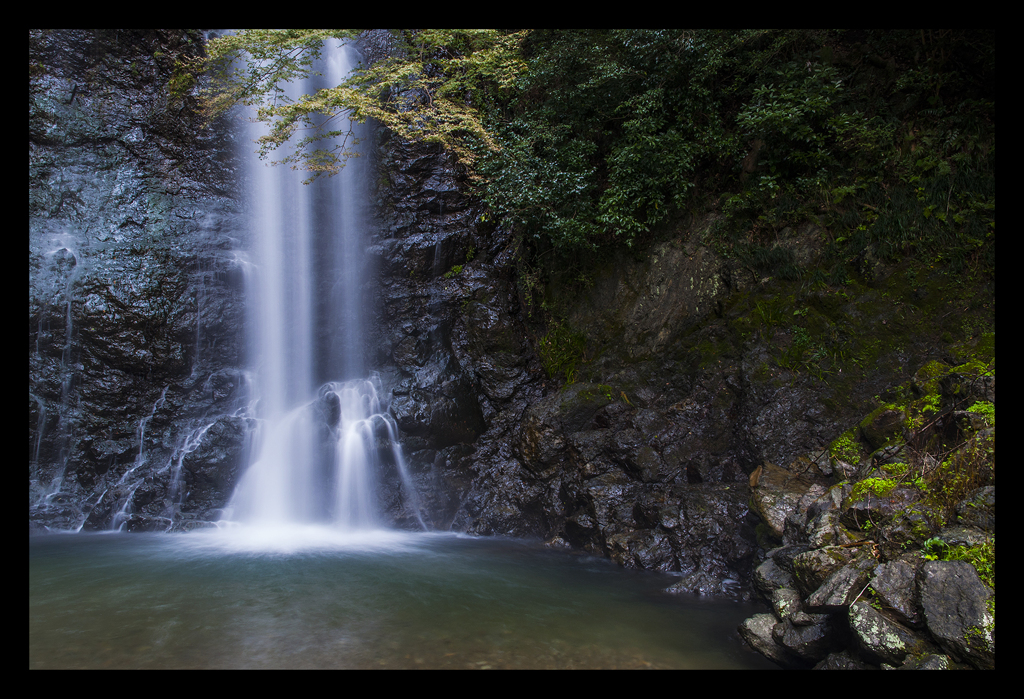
[30,529,778,669]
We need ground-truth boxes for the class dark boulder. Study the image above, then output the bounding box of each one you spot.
[848,601,937,666]
[920,560,995,669]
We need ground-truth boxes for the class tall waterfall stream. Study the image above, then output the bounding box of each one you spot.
[222,43,421,530]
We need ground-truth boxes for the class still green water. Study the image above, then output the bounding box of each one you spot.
[30,527,777,669]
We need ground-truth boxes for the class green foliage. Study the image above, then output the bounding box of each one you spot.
[739,244,802,281]
[168,58,199,101]
[481,29,741,251]
[922,536,949,561]
[966,400,995,426]
[833,338,996,524]
[719,30,993,279]
[829,431,861,464]
[538,319,587,383]
[848,475,898,503]
[752,298,782,328]
[200,29,994,274]
[925,431,994,518]
[199,29,527,182]
[736,63,846,172]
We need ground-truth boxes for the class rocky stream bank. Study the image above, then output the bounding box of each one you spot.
[739,346,995,669]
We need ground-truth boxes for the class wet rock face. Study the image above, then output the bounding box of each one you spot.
[29,30,249,531]
[563,237,731,360]
[364,130,544,529]
[366,175,772,587]
[366,128,878,595]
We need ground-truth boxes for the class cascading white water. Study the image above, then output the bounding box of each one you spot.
[224,39,420,530]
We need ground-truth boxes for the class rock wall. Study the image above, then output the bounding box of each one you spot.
[365,127,546,529]
[368,122,993,605]
[363,134,919,597]
[30,30,250,531]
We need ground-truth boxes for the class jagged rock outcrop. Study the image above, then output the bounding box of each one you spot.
[365,129,768,594]
[364,126,546,528]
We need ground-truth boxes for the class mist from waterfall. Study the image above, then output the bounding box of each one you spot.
[224,39,419,530]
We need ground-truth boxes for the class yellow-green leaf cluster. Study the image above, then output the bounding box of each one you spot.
[198,29,528,182]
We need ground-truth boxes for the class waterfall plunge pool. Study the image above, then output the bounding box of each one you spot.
[30,528,777,669]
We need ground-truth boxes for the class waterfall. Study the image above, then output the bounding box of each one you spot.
[224,39,420,530]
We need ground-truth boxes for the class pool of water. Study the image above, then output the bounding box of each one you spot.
[29,527,778,669]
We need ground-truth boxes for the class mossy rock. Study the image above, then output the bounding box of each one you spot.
[840,482,922,533]
[791,546,856,598]
[859,407,907,451]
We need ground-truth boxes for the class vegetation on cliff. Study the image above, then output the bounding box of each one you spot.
[192,29,993,273]
[192,29,994,387]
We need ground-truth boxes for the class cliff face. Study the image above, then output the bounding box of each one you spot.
[30,29,250,531]
[365,125,993,598]
[29,31,993,613]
